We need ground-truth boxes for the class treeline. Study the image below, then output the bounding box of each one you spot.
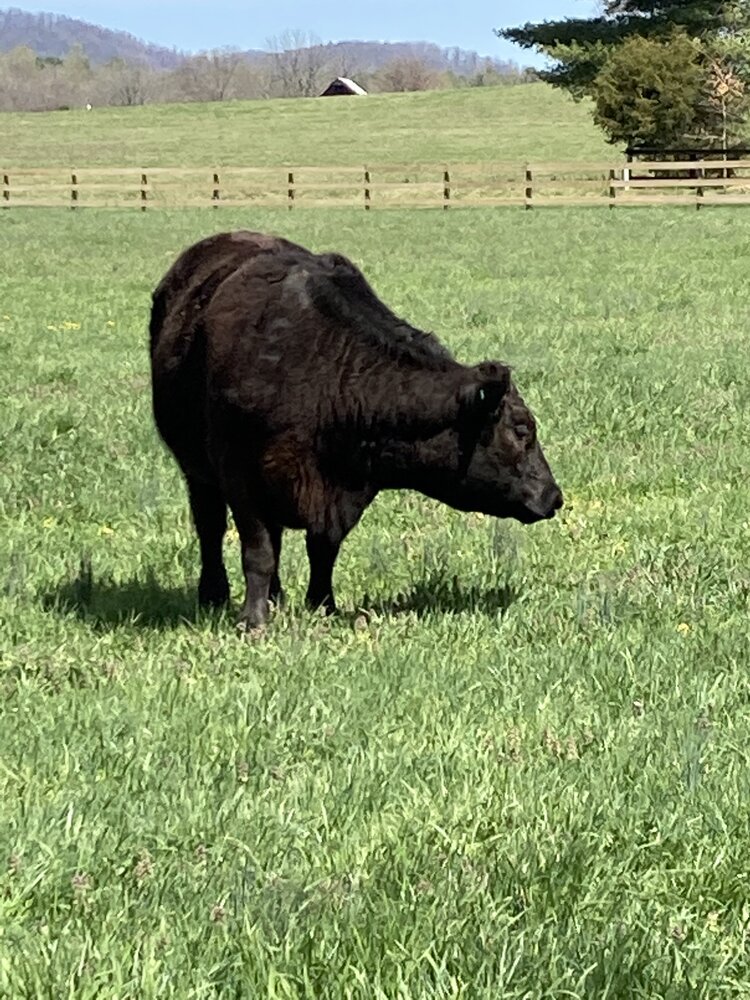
[0,38,536,113]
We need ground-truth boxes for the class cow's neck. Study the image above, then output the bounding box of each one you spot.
[372,433,460,493]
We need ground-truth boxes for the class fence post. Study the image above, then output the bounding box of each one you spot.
[71,172,78,210]
[140,172,148,211]
[287,171,295,210]
[443,168,450,210]
[609,168,616,209]
[2,172,8,208]
[696,161,704,211]
[524,164,533,210]
[364,166,371,210]
[212,171,220,208]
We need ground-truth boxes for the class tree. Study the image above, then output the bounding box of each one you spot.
[0,46,40,111]
[319,41,363,81]
[702,57,749,149]
[496,0,750,147]
[468,58,526,88]
[266,30,327,97]
[374,58,436,93]
[171,48,244,103]
[230,61,274,101]
[101,58,152,106]
[591,32,705,145]
[496,1,749,96]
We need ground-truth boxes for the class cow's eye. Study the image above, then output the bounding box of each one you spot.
[514,423,530,440]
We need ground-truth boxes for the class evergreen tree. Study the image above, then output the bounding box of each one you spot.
[496,1,749,97]
[496,1,750,146]
[592,31,705,145]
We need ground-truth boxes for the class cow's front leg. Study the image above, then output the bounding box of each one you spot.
[305,532,341,615]
[304,490,376,615]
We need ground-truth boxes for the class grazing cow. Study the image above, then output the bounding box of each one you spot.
[150,231,562,629]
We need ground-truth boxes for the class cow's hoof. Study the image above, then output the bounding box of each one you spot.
[236,620,266,641]
[236,609,267,635]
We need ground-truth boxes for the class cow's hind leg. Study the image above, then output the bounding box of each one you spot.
[305,532,341,616]
[187,477,230,608]
[269,524,285,609]
[228,506,279,630]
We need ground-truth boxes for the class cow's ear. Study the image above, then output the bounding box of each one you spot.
[458,362,511,419]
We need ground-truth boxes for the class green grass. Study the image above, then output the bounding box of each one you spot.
[0,84,609,168]
[3,205,750,996]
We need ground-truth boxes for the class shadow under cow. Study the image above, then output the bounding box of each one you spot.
[362,569,519,619]
[42,559,204,631]
[42,559,519,632]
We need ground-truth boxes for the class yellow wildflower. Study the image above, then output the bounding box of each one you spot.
[62,321,81,331]
[99,525,115,537]
[42,516,56,529]
[676,622,691,635]
[2,314,10,320]
[106,320,115,327]
[46,324,58,332]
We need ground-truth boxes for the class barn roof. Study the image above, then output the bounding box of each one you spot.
[321,77,368,96]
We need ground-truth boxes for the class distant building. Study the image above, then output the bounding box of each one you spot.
[320,77,368,97]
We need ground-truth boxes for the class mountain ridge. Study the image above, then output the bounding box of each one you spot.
[0,7,517,75]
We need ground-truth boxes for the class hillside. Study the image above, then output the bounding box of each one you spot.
[0,8,516,74]
[0,7,182,68]
[0,84,610,168]
[275,41,518,76]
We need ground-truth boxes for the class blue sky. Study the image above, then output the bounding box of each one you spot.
[13,1,597,65]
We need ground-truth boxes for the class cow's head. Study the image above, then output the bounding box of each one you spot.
[420,361,563,524]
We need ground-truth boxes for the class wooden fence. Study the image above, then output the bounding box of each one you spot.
[2,159,750,210]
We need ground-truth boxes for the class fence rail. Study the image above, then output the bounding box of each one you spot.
[2,160,750,210]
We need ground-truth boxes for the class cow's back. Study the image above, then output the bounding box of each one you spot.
[150,230,308,360]
[150,231,310,479]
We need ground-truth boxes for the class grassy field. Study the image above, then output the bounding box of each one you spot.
[0,84,609,168]
[0,86,617,209]
[2,203,750,996]
[9,85,748,212]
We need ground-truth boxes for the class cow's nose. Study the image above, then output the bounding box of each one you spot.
[544,485,563,517]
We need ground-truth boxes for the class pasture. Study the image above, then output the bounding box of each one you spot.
[0,84,609,168]
[0,86,619,210]
[2,202,750,997]
[2,61,750,998]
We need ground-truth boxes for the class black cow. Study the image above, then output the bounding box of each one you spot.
[150,231,562,629]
